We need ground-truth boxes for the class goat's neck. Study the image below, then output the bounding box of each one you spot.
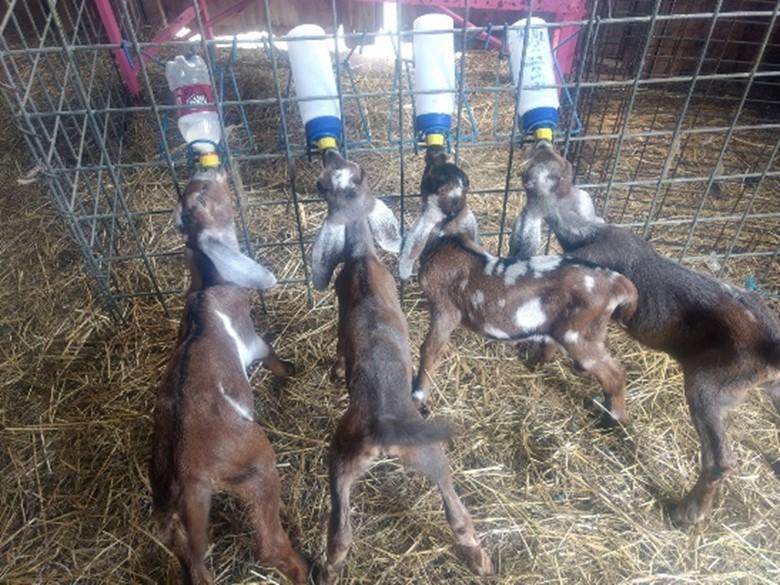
[548,206,602,250]
[345,217,376,260]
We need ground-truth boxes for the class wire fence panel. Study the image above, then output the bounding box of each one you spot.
[1,0,778,319]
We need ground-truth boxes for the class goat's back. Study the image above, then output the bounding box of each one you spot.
[563,225,780,369]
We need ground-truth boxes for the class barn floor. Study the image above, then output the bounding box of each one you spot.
[2,52,780,584]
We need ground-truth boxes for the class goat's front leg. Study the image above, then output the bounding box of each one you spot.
[330,294,348,383]
[318,439,372,584]
[413,305,461,407]
[399,444,493,576]
[670,375,744,527]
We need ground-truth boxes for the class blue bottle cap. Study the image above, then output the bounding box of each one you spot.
[305,116,342,145]
[521,107,559,133]
[414,113,452,135]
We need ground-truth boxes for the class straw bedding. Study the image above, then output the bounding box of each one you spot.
[1,50,779,584]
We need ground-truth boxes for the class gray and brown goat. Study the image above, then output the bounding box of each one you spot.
[311,149,493,584]
[399,146,638,426]
[150,168,308,584]
[512,142,780,526]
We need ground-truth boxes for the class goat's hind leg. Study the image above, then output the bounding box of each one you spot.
[398,444,493,576]
[670,375,744,527]
[229,458,309,584]
[174,482,214,585]
[318,440,373,584]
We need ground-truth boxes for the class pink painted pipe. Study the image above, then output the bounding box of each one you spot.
[93,0,141,98]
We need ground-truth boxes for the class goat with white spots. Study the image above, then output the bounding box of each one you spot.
[399,146,638,426]
[150,169,308,585]
[311,150,493,584]
[512,142,780,527]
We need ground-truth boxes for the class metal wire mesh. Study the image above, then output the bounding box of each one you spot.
[1,0,778,321]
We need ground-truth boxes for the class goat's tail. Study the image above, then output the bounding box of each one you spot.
[610,273,639,328]
[369,415,452,447]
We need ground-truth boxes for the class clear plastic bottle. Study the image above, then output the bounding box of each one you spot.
[165,55,221,154]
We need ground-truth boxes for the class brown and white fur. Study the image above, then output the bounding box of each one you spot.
[399,146,638,427]
[311,149,493,584]
[512,142,780,526]
[150,168,308,584]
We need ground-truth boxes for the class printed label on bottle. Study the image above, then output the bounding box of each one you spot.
[173,84,216,117]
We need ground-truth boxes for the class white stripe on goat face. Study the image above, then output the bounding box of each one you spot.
[215,310,269,376]
[219,383,253,421]
[332,168,353,190]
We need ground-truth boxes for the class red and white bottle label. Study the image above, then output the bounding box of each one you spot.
[173,84,216,117]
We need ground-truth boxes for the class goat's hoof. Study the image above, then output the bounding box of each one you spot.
[312,563,335,585]
[411,388,430,415]
[280,360,297,378]
[668,499,706,528]
[460,545,494,576]
[329,362,346,384]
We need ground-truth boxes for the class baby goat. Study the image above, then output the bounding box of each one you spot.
[150,168,308,584]
[311,149,493,584]
[399,146,638,427]
[512,142,780,526]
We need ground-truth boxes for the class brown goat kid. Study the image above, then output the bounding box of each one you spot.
[399,146,638,427]
[150,169,308,584]
[511,142,780,526]
[311,150,493,584]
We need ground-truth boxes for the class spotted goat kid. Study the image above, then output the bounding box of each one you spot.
[311,149,493,584]
[150,168,308,585]
[511,141,780,527]
[399,146,638,426]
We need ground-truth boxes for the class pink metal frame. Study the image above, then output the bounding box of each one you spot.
[92,0,255,100]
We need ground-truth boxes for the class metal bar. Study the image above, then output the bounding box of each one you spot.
[453,0,469,166]
[641,0,724,239]
[46,0,170,318]
[261,0,313,304]
[496,7,533,256]
[330,0,347,157]
[678,3,780,261]
[600,0,661,216]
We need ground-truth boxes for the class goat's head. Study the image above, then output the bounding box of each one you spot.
[175,167,277,290]
[310,149,401,290]
[521,142,600,224]
[398,145,479,281]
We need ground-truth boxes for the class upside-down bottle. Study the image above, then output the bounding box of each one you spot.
[508,17,560,143]
[166,54,221,167]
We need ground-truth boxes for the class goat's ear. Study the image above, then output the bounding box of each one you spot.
[311,219,346,290]
[458,208,481,244]
[509,206,542,259]
[367,198,401,254]
[398,208,441,281]
[199,235,277,289]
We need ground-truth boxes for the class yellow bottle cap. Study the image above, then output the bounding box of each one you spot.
[425,133,445,146]
[200,152,220,168]
[534,127,553,142]
[317,136,338,151]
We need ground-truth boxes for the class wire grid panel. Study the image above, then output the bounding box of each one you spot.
[0,0,778,320]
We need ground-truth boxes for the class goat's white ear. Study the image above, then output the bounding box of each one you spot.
[458,208,480,244]
[398,211,439,281]
[199,236,277,290]
[367,199,401,254]
[509,207,542,259]
[311,219,346,290]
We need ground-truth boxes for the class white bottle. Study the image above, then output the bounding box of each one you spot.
[508,17,559,140]
[412,14,455,145]
[286,24,342,150]
[166,55,221,154]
